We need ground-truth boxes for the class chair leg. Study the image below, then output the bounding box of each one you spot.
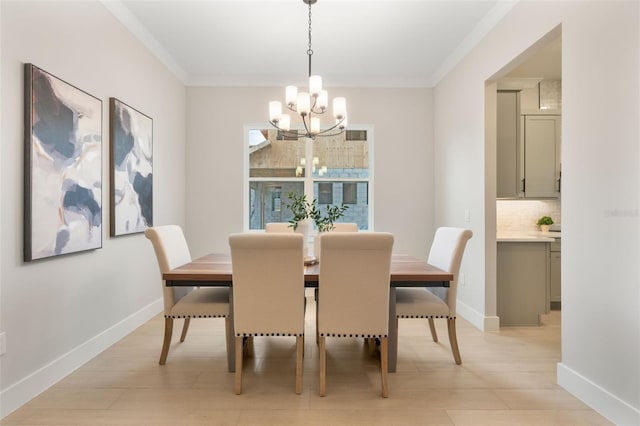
[380,336,389,398]
[319,336,326,397]
[243,336,254,357]
[367,338,376,355]
[315,300,319,346]
[159,317,173,365]
[295,336,304,394]
[224,317,231,365]
[428,317,438,342]
[234,336,244,394]
[447,317,462,365]
[179,318,190,342]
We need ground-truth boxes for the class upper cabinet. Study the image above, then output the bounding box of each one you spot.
[497,91,520,198]
[522,114,561,198]
[497,83,561,199]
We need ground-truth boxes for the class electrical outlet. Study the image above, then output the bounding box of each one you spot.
[0,332,6,356]
[459,272,466,287]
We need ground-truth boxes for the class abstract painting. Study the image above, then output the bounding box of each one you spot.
[24,64,103,261]
[109,98,153,236]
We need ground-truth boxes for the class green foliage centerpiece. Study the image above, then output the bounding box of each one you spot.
[285,192,348,232]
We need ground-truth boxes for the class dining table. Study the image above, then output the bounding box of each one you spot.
[163,253,453,373]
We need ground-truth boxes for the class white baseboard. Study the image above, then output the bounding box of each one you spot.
[557,362,640,426]
[456,299,500,332]
[0,299,163,420]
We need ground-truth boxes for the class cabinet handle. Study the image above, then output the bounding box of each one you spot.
[521,178,525,193]
[557,172,561,193]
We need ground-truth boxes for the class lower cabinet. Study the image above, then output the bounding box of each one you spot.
[549,239,561,308]
[497,241,550,326]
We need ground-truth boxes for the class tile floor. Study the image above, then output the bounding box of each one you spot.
[1,295,611,425]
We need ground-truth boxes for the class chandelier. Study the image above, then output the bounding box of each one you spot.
[268,0,347,139]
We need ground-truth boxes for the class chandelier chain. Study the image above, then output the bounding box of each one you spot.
[307,2,313,76]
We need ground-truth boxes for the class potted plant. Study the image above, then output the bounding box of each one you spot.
[285,192,348,232]
[537,216,554,232]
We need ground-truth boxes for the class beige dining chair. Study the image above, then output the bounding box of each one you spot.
[331,222,358,232]
[313,222,358,261]
[229,232,306,395]
[144,225,230,365]
[395,227,472,365]
[317,232,394,397]
[265,222,294,232]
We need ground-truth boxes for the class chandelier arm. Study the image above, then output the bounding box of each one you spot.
[315,118,344,135]
[301,113,312,137]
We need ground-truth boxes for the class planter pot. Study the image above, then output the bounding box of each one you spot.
[295,219,313,258]
[540,225,550,233]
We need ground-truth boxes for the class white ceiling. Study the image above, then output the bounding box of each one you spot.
[103,0,520,87]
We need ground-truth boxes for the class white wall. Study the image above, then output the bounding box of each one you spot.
[434,1,639,424]
[185,87,435,260]
[0,1,186,417]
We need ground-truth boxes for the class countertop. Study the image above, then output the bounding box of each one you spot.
[497,231,561,242]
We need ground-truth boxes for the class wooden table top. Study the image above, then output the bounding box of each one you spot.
[163,253,453,286]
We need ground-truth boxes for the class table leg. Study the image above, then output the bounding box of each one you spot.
[388,287,397,373]
[227,290,236,372]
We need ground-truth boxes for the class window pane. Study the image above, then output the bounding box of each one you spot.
[317,183,333,204]
[311,132,369,179]
[313,181,369,230]
[249,182,304,230]
[249,129,305,178]
[343,182,357,204]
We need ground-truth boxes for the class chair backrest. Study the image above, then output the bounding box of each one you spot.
[265,222,294,232]
[144,225,194,315]
[331,222,358,232]
[426,227,473,315]
[229,233,305,336]
[318,232,394,337]
[313,223,358,260]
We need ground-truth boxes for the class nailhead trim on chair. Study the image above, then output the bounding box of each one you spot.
[319,333,388,338]
[166,314,228,319]
[236,332,304,337]
[396,315,454,319]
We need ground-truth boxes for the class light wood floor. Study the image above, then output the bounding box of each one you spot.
[2,294,611,425]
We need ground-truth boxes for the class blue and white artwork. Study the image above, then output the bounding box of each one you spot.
[24,64,103,261]
[109,98,152,236]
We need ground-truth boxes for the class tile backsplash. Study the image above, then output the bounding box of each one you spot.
[496,199,561,233]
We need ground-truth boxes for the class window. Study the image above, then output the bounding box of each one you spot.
[245,127,372,230]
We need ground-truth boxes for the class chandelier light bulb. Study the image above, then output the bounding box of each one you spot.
[309,75,323,97]
[297,92,311,116]
[333,97,346,120]
[317,90,328,110]
[310,117,320,134]
[280,114,291,131]
[286,86,298,107]
[269,101,282,122]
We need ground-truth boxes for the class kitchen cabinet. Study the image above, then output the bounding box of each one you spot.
[549,239,561,308]
[497,91,520,198]
[522,115,561,198]
[497,240,550,326]
[496,91,561,199]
